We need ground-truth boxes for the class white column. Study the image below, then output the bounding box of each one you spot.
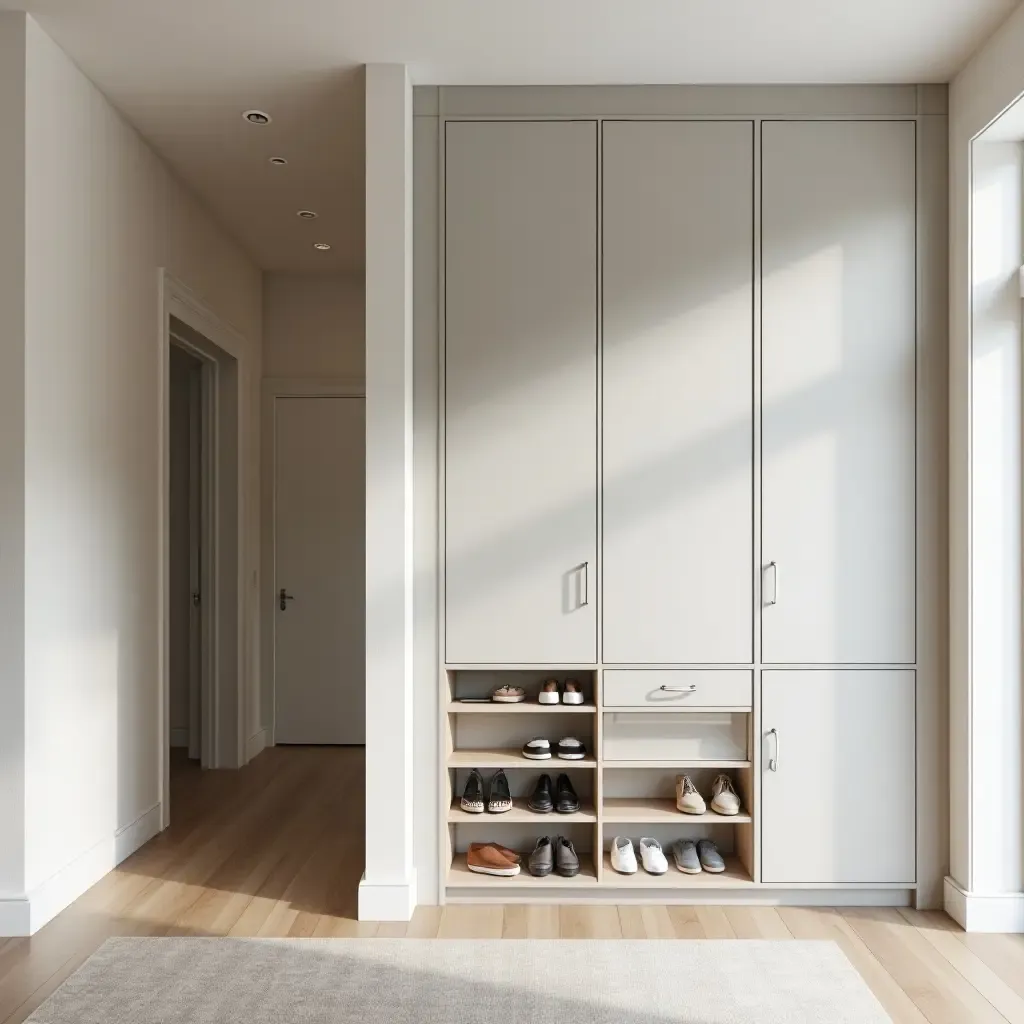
[360,63,416,921]
[945,133,1024,932]
[0,11,28,936]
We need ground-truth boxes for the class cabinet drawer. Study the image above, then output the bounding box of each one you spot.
[603,712,748,762]
[603,670,752,709]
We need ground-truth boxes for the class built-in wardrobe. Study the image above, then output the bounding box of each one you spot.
[435,95,943,905]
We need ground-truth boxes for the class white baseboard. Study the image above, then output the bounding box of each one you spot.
[358,871,418,921]
[170,727,190,748]
[0,803,162,936]
[944,875,1024,932]
[246,728,269,762]
[0,896,30,937]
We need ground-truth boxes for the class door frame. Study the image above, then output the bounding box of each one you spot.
[158,270,251,829]
[261,377,365,746]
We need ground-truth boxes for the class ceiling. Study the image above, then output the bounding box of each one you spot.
[4,0,1018,273]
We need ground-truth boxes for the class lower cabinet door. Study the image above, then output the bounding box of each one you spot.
[761,670,915,885]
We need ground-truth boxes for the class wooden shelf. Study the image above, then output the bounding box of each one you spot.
[602,797,751,824]
[603,759,752,769]
[447,702,596,714]
[448,749,597,768]
[447,855,599,888]
[449,799,596,823]
[601,853,753,888]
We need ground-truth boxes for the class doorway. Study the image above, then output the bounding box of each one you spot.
[271,393,366,745]
[169,343,207,764]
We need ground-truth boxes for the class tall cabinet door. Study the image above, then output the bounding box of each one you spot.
[444,121,598,665]
[762,670,916,884]
[603,121,754,664]
[761,121,916,665]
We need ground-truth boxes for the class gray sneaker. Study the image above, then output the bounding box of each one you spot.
[555,836,580,877]
[672,839,701,874]
[697,839,725,873]
[528,836,554,877]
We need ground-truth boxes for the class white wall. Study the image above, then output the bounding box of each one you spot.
[0,13,27,912]
[0,13,263,932]
[262,272,364,379]
[949,4,1024,913]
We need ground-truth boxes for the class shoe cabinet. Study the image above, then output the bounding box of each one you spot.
[438,115,923,904]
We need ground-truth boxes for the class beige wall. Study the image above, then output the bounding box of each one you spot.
[0,12,263,927]
[262,272,364,379]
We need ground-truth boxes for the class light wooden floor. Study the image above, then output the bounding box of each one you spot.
[2,747,1024,1023]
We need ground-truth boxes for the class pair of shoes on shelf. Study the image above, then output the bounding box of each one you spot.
[467,842,521,877]
[538,678,585,705]
[672,839,726,874]
[610,837,670,875]
[522,737,587,760]
[491,685,526,703]
[461,769,512,814]
[528,836,579,877]
[527,773,580,814]
[675,774,741,816]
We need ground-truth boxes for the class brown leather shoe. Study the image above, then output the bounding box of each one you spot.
[467,842,520,877]
[562,679,584,705]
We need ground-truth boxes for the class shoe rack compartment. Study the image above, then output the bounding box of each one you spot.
[600,766,754,885]
[603,670,752,710]
[448,766,597,823]
[602,711,747,762]
[445,669,597,709]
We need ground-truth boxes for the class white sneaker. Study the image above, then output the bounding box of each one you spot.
[710,773,741,816]
[610,836,637,874]
[675,774,707,815]
[639,837,668,875]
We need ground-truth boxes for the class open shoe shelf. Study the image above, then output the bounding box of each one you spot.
[448,799,597,824]
[442,667,755,900]
[602,797,751,824]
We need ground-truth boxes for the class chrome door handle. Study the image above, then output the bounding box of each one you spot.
[765,561,779,606]
[279,588,295,611]
[660,684,697,693]
[768,728,779,772]
[574,562,589,607]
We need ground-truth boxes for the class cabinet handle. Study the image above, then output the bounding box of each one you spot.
[579,562,589,607]
[660,684,697,693]
[768,728,779,772]
[765,561,779,606]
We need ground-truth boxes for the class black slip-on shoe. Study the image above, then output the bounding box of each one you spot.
[528,773,554,813]
[555,737,586,760]
[487,768,512,813]
[555,773,580,814]
[460,769,485,814]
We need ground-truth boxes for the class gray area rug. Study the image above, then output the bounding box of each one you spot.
[28,937,891,1023]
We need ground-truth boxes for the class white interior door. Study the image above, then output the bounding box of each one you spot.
[602,120,754,664]
[761,670,916,884]
[444,120,598,665]
[274,396,365,744]
[761,120,916,664]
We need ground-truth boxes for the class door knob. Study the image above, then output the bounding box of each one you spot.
[279,588,295,611]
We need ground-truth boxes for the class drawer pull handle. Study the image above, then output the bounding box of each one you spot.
[659,684,697,693]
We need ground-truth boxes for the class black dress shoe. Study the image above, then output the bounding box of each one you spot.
[528,773,554,813]
[555,773,580,814]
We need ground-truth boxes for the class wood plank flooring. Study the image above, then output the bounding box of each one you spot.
[1,746,1021,1023]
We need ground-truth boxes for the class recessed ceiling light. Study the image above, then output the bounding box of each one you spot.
[297,210,318,219]
[243,109,272,125]
[269,156,288,166]
[313,242,332,251]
